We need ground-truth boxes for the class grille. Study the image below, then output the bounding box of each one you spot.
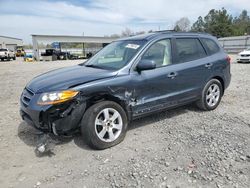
[241,54,250,57]
[21,87,35,107]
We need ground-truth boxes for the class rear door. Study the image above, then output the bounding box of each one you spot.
[169,37,212,102]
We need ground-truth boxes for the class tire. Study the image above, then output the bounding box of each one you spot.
[7,55,10,61]
[196,79,223,111]
[13,56,16,60]
[81,101,128,149]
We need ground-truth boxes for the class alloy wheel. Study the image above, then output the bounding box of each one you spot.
[94,108,123,142]
[206,83,220,107]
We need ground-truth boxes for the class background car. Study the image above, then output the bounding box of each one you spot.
[0,48,16,61]
[16,47,26,57]
[23,54,33,62]
[237,48,250,63]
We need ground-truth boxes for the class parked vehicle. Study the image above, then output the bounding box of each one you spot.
[16,47,26,57]
[237,48,250,63]
[0,48,16,61]
[23,54,33,62]
[41,49,61,61]
[41,49,71,61]
[20,32,231,149]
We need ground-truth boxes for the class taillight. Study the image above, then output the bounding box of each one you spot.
[226,55,231,64]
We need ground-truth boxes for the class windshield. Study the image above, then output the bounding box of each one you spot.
[0,49,7,51]
[84,40,146,70]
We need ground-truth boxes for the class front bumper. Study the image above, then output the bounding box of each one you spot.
[0,55,7,59]
[237,56,250,62]
[20,88,86,135]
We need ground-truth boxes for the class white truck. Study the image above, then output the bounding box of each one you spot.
[0,48,16,61]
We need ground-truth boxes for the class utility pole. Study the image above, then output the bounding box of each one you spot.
[82,32,85,57]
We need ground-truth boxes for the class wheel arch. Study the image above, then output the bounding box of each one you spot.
[212,76,225,94]
[85,93,132,121]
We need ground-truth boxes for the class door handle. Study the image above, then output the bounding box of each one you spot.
[167,72,177,79]
[205,63,213,68]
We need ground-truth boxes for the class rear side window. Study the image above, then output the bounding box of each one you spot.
[175,38,206,63]
[201,38,220,55]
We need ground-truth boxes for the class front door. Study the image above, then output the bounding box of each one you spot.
[130,38,180,116]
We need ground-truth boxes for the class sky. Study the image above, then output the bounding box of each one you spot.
[0,0,249,44]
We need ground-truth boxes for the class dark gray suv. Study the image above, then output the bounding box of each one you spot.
[20,32,231,149]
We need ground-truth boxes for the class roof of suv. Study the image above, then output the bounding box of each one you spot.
[119,31,214,41]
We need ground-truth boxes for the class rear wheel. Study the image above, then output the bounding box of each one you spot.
[13,56,16,60]
[196,79,223,111]
[81,101,128,149]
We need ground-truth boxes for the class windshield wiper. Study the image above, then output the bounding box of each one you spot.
[84,64,103,69]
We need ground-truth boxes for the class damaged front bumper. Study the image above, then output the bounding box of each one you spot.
[20,88,86,136]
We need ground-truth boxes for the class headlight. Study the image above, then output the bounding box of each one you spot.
[37,90,79,105]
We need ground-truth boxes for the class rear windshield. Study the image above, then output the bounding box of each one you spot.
[0,49,7,51]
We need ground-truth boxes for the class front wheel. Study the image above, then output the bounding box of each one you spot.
[81,101,128,149]
[196,79,223,111]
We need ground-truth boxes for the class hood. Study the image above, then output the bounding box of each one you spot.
[27,65,117,93]
[239,50,250,55]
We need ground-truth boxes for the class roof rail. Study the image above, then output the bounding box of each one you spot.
[154,30,213,36]
[154,30,176,33]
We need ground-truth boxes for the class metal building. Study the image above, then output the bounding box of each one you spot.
[32,34,118,60]
[218,35,250,53]
[0,36,23,51]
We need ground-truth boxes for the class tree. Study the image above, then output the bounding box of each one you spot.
[110,34,120,38]
[174,25,181,31]
[174,17,191,31]
[191,8,233,37]
[232,10,250,35]
[121,28,134,37]
[191,16,205,32]
[135,31,146,35]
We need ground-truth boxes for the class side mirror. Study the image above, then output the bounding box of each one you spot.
[136,59,156,71]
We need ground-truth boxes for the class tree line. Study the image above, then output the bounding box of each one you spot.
[190,8,250,37]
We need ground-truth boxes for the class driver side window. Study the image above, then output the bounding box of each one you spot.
[142,39,172,67]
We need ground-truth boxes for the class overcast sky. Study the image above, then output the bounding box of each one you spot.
[0,0,249,44]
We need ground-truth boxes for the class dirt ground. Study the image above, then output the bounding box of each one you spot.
[0,56,249,188]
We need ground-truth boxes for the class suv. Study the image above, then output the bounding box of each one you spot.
[0,48,16,61]
[20,32,231,149]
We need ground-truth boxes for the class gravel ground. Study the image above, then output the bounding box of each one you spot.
[0,56,249,188]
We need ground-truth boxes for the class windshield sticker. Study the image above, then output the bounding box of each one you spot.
[125,44,140,49]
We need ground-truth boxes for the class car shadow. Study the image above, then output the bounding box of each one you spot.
[237,62,250,64]
[17,122,93,154]
[18,122,44,147]
[73,133,93,151]
[17,103,201,154]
